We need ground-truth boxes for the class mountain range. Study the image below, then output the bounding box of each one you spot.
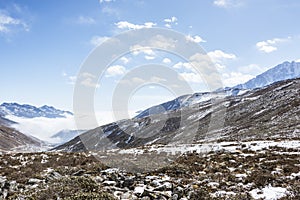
[0,103,73,152]
[1,60,300,153]
[55,77,300,152]
[0,103,72,119]
[136,61,300,119]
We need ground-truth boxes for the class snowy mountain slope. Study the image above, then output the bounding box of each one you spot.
[135,89,245,119]
[0,125,45,153]
[136,61,299,119]
[0,103,72,118]
[54,77,300,152]
[51,129,86,145]
[235,61,300,89]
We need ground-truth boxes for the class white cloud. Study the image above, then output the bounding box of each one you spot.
[173,62,194,71]
[207,50,236,71]
[186,35,206,43]
[102,6,119,16]
[148,34,177,49]
[222,72,254,87]
[8,114,76,143]
[179,72,203,83]
[120,76,167,86]
[165,24,171,28]
[164,16,177,23]
[162,58,171,64]
[0,12,28,32]
[68,76,77,85]
[99,0,114,3]
[256,37,290,53]
[238,64,263,74]
[130,44,156,56]
[145,55,156,60]
[62,72,77,85]
[164,16,178,28]
[106,65,126,77]
[132,77,145,84]
[79,72,100,88]
[115,21,156,30]
[208,50,236,62]
[62,71,67,77]
[215,63,226,70]
[120,56,130,64]
[77,15,96,25]
[295,59,300,63]
[214,0,228,7]
[90,36,110,46]
[213,0,242,8]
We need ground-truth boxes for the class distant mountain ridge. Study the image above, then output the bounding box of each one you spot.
[0,103,72,118]
[135,89,244,119]
[234,61,300,89]
[135,61,300,119]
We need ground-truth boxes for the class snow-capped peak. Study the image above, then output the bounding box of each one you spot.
[0,102,72,119]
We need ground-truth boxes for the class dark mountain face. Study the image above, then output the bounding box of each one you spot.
[0,116,16,126]
[0,103,72,118]
[0,125,43,153]
[55,78,300,152]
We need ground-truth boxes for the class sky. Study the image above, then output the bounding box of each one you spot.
[1,0,300,119]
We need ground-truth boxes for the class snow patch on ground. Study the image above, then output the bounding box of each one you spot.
[250,185,289,200]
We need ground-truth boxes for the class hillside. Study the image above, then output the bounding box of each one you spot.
[55,77,300,152]
[0,125,44,153]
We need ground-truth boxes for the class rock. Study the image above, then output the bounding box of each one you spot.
[154,182,172,191]
[172,194,179,200]
[173,186,184,198]
[121,192,138,199]
[192,184,199,189]
[151,179,161,187]
[113,191,123,198]
[47,171,62,181]
[101,168,119,174]
[133,185,145,196]
[8,181,17,191]
[94,176,104,183]
[27,178,43,185]
[103,181,117,186]
[72,169,85,176]
[163,182,173,189]
[0,176,6,188]
[108,173,118,181]
[156,190,172,198]
[123,177,135,188]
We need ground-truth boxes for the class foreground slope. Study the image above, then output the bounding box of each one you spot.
[55,78,300,152]
[1,141,300,199]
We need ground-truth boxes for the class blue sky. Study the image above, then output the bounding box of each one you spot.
[1,0,300,116]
